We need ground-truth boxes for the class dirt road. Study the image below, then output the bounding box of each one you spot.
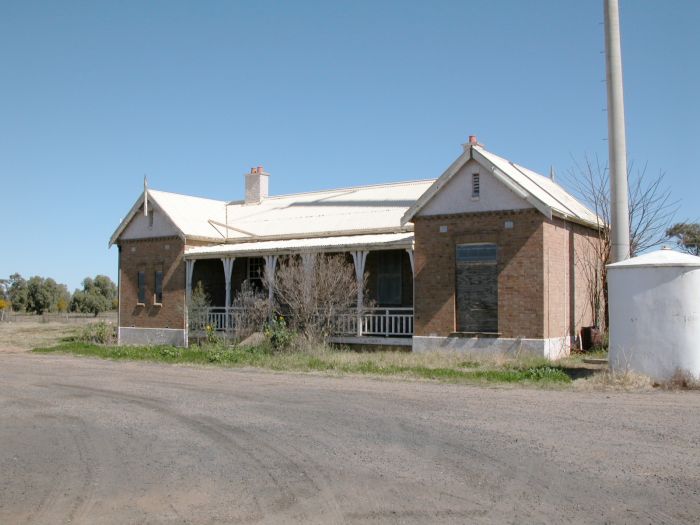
[1,352,698,524]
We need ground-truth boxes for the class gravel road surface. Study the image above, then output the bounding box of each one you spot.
[1,353,698,524]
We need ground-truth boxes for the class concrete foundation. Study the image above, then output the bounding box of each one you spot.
[329,336,412,347]
[118,327,187,347]
[412,335,570,360]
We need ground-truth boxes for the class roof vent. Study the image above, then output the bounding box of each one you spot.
[244,165,269,204]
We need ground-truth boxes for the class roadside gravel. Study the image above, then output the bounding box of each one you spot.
[1,352,698,524]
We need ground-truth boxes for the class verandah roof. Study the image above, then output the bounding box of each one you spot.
[184,232,414,260]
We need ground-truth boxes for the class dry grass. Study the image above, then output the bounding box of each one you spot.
[317,346,553,371]
[575,369,653,391]
[0,320,104,353]
[0,322,77,352]
[653,369,700,391]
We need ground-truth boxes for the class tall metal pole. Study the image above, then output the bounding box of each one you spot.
[604,0,630,262]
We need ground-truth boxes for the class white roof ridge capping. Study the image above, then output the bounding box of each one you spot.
[401,145,601,228]
[248,178,437,202]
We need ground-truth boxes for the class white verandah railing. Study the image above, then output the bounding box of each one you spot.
[189,307,414,338]
[334,307,414,337]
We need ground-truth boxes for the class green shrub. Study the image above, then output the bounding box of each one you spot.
[204,324,221,345]
[74,321,116,345]
[523,366,570,382]
[159,347,182,359]
[264,316,294,351]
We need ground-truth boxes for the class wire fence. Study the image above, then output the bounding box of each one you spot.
[0,311,118,324]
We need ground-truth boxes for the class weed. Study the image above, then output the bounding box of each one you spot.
[73,321,116,345]
[33,342,573,386]
[654,369,700,390]
[264,316,294,351]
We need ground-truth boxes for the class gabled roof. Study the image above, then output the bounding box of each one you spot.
[401,144,600,228]
[109,190,227,246]
[110,180,434,246]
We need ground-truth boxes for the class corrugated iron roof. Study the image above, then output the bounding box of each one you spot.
[111,143,599,247]
[219,180,433,240]
[149,190,228,240]
[475,148,600,226]
[402,144,600,228]
[184,232,414,258]
[111,179,434,245]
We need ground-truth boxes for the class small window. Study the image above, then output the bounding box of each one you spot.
[137,271,146,304]
[472,173,480,198]
[148,211,154,229]
[456,244,497,263]
[154,270,163,304]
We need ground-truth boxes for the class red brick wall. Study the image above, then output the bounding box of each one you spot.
[414,209,545,338]
[542,219,601,340]
[118,237,186,329]
[413,209,601,342]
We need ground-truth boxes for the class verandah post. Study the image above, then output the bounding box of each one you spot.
[351,250,368,337]
[185,259,196,344]
[221,257,235,331]
[263,254,278,321]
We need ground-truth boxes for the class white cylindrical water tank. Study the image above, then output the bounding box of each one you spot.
[608,248,700,380]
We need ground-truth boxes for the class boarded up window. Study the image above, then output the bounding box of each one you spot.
[455,244,498,332]
[377,251,402,305]
[154,269,163,304]
[137,271,146,304]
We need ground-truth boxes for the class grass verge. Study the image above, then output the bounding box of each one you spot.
[32,342,572,385]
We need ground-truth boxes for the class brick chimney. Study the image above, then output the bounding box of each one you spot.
[244,165,269,204]
[462,135,482,152]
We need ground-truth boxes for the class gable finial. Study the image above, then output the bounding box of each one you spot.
[143,175,148,216]
[549,166,556,181]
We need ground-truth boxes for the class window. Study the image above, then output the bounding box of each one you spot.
[137,271,146,304]
[456,243,497,263]
[247,257,264,290]
[455,243,498,333]
[148,211,154,229]
[154,270,163,304]
[377,251,402,305]
[472,173,480,199]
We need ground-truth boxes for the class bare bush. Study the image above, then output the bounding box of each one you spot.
[230,281,269,341]
[566,155,678,328]
[267,254,366,342]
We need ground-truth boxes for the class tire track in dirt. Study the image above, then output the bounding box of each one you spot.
[21,414,98,525]
[52,383,342,523]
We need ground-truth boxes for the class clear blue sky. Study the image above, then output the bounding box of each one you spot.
[1,1,698,291]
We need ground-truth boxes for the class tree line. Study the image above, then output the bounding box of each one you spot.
[0,274,117,316]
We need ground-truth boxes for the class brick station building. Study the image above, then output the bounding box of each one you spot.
[109,137,601,359]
